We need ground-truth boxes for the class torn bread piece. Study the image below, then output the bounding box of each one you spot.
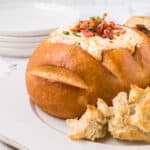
[109,85,150,142]
[66,99,109,141]
[66,85,150,142]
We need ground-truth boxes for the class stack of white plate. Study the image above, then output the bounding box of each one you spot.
[0,1,79,57]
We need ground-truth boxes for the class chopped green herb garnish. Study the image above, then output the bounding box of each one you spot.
[97,16,101,19]
[88,26,94,31]
[108,28,113,32]
[72,32,80,37]
[63,31,70,35]
[116,33,120,36]
[117,24,121,26]
[97,16,102,24]
[77,42,81,46]
[90,16,95,20]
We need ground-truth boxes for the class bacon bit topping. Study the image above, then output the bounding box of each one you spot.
[79,21,89,30]
[96,21,107,36]
[103,29,113,40]
[102,12,107,20]
[81,30,95,37]
[71,24,80,32]
[89,19,97,28]
[70,13,126,39]
[118,28,126,34]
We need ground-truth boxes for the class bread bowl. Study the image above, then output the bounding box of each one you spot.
[26,15,150,119]
[125,16,150,37]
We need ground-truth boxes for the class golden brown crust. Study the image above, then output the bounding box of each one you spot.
[26,29,150,119]
[29,65,88,90]
[26,40,122,119]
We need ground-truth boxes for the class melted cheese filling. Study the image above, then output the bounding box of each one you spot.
[49,24,143,60]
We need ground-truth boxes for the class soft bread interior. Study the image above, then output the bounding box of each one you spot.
[125,16,150,37]
[29,65,88,90]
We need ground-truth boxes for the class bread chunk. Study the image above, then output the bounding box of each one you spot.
[109,85,150,142]
[66,99,109,141]
[67,85,150,142]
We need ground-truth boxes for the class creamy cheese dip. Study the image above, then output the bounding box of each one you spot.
[49,24,143,60]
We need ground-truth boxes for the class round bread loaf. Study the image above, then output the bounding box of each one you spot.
[26,20,150,119]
